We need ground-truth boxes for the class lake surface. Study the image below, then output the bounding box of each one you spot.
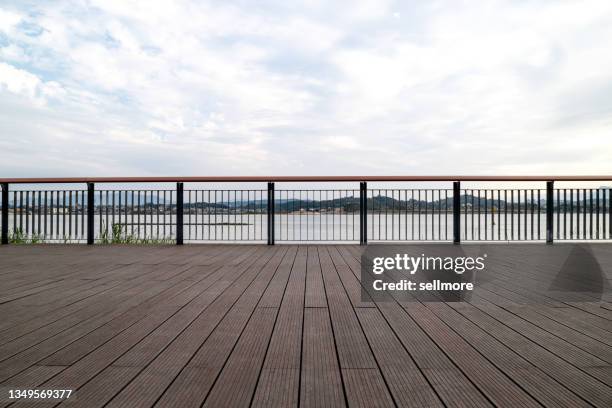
[5,212,607,242]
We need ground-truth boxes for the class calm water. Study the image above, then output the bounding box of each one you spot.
[5,212,607,242]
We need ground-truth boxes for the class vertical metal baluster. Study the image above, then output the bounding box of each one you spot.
[477,190,481,240]
[62,191,66,238]
[48,191,53,238]
[551,189,556,240]
[492,190,496,240]
[374,190,377,241]
[51,191,55,239]
[602,188,606,239]
[402,189,406,241]
[344,190,348,242]
[13,191,18,234]
[445,190,449,241]
[351,190,355,241]
[530,190,534,240]
[81,191,85,239]
[346,192,349,241]
[214,190,218,241]
[410,189,414,240]
[517,190,521,240]
[206,190,209,241]
[425,189,435,241]
[333,190,337,241]
[226,190,230,241]
[129,191,133,237]
[596,188,600,240]
[44,191,48,239]
[381,189,385,240]
[102,191,107,239]
[109,190,113,239]
[135,190,142,238]
[438,190,441,240]
[536,190,540,240]
[576,189,585,239]
[496,190,500,240]
[482,190,486,241]
[120,191,124,237]
[428,190,432,240]
[469,189,473,240]
[194,189,198,241]
[171,189,175,239]
[463,188,467,240]
[67,190,72,238]
[119,190,124,238]
[503,190,507,240]
[319,190,327,240]
[156,190,160,240]
[578,189,582,240]
[321,190,324,242]
[570,189,574,239]
[74,190,85,241]
[220,190,224,241]
[30,190,33,236]
[390,190,394,240]
[36,191,41,238]
[96,191,100,240]
[576,190,581,239]
[164,190,168,239]
[609,187,612,239]
[563,189,567,240]
[583,190,587,240]
[25,191,29,236]
[57,190,62,239]
[489,190,493,240]
[589,189,593,239]
[228,190,234,239]
[148,189,152,240]
[419,190,422,241]
[523,190,527,240]
[185,190,190,241]
[145,190,149,240]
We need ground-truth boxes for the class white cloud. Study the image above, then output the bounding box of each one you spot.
[1,0,612,181]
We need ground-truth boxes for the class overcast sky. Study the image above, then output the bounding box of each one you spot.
[1,0,611,179]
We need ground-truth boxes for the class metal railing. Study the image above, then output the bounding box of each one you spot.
[1,176,611,245]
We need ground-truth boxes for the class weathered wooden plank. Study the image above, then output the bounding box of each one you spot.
[300,307,345,407]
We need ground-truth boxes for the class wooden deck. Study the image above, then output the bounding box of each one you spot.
[0,244,611,407]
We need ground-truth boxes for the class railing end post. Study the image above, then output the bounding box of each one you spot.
[87,182,95,245]
[267,182,275,245]
[453,181,461,244]
[546,180,554,244]
[360,181,367,245]
[176,182,184,245]
[1,183,8,245]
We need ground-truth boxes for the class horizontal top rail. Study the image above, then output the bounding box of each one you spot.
[1,175,612,184]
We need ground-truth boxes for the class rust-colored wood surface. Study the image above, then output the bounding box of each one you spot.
[1,175,612,184]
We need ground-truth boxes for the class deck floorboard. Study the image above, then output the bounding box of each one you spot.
[0,244,611,407]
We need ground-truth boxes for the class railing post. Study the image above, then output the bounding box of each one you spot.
[360,181,367,245]
[453,181,461,244]
[87,182,95,245]
[546,180,554,243]
[267,182,275,245]
[1,183,8,245]
[176,182,184,245]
